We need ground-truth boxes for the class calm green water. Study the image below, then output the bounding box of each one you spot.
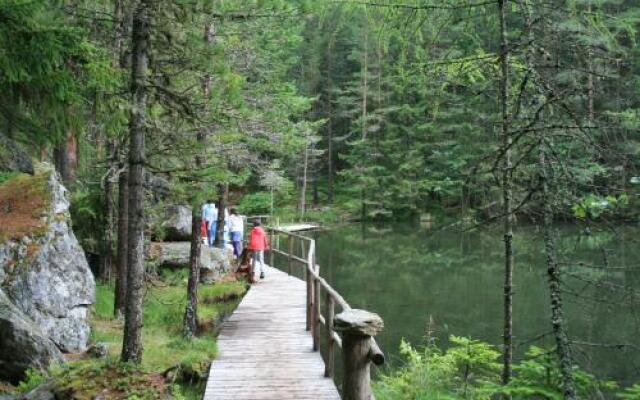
[276,223,640,386]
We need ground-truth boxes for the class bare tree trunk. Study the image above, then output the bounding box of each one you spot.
[299,145,309,219]
[360,14,369,219]
[539,145,577,400]
[586,4,595,123]
[114,166,128,318]
[214,183,228,248]
[102,140,116,282]
[361,15,368,141]
[498,0,514,389]
[121,0,150,364]
[326,40,334,205]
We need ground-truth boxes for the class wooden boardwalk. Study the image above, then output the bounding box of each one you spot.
[203,265,341,400]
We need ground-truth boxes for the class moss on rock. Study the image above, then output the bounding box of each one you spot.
[0,172,50,242]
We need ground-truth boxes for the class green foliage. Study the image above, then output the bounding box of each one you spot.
[238,192,272,215]
[374,336,501,400]
[374,338,626,400]
[0,172,21,185]
[618,384,640,399]
[496,346,618,399]
[17,369,47,393]
[0,0,116,144]
[572,194,631,219]
[69,186,104,254]
[91,279,246,372]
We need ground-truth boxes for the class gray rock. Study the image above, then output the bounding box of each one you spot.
[87,342,109,359]
[200,247,234,284]
[0,290,63,384]
[0,169,95,353]
[161,205,192,241]
[0,132,33,174]
[145,173,171,202]
[148,242,233,283]
[148,242,190,269]
[19,380,60,400]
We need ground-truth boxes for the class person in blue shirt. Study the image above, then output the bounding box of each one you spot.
[202,200,217,247]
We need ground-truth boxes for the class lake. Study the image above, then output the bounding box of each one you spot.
[272,222,640,387]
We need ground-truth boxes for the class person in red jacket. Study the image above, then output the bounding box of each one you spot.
[248,220,269,279]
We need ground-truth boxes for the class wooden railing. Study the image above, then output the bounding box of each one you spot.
[268,227,385,400]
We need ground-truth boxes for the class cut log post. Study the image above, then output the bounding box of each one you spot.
[287,235,293,275]
[269,229,274,268]
[335,309,384,400]
[324,293,335,378]
[313,270,321,351]
[306,263,312,331]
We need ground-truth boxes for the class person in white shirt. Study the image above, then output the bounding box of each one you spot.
[228,208,244,258]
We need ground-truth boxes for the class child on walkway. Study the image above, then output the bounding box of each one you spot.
[248,220,269,280]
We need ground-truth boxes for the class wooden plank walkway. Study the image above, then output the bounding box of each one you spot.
[204,265,341,400]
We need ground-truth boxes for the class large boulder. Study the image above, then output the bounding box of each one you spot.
[0,290,63,384]
[0,132,33,174]
[148,242,233,283]
[161,205,192,241]
[200,247,234,284]
[0,168,95,353]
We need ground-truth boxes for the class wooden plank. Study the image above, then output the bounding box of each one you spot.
[204,265,340,400]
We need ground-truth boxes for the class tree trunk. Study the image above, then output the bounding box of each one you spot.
[54,133,78,182]
[498,0,514,389]
[113,0,128,319]
[539,145,577,400]
[214,183,228,248]
[121,0,150,364]
[586,4,595,123]
[114,166,128,318]
[299,145,309,219]
[101,140,116,282]
[183,207,201,338]
[326,40,334,205]
[183,15,213,338]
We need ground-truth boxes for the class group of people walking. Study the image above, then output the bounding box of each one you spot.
[200,200,269,279]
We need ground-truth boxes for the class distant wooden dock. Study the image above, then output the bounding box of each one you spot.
[203,265,340,400]
[274,223,321,232]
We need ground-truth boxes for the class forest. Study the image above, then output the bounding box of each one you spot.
[0,0,639,399]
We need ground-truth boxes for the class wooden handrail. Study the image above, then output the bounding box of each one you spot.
[268,228,385,400]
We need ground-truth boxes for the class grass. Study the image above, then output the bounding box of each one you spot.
[89,272,248,399]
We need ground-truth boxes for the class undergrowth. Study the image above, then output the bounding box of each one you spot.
[373,336,637,400]
[87,271,247,399]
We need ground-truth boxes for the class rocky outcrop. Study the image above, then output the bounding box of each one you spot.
[161,205,192,241]
[0,132,33,174]
[148,242,233,283]
[0,290,62,384]
[0,168,95,354]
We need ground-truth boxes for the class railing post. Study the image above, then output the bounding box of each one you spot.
[313,264,321,351]
[306,241,314,331]
[269,229,275,269]
[335,309,385,400]
[324,293,335,378]
[287,235,293,275]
